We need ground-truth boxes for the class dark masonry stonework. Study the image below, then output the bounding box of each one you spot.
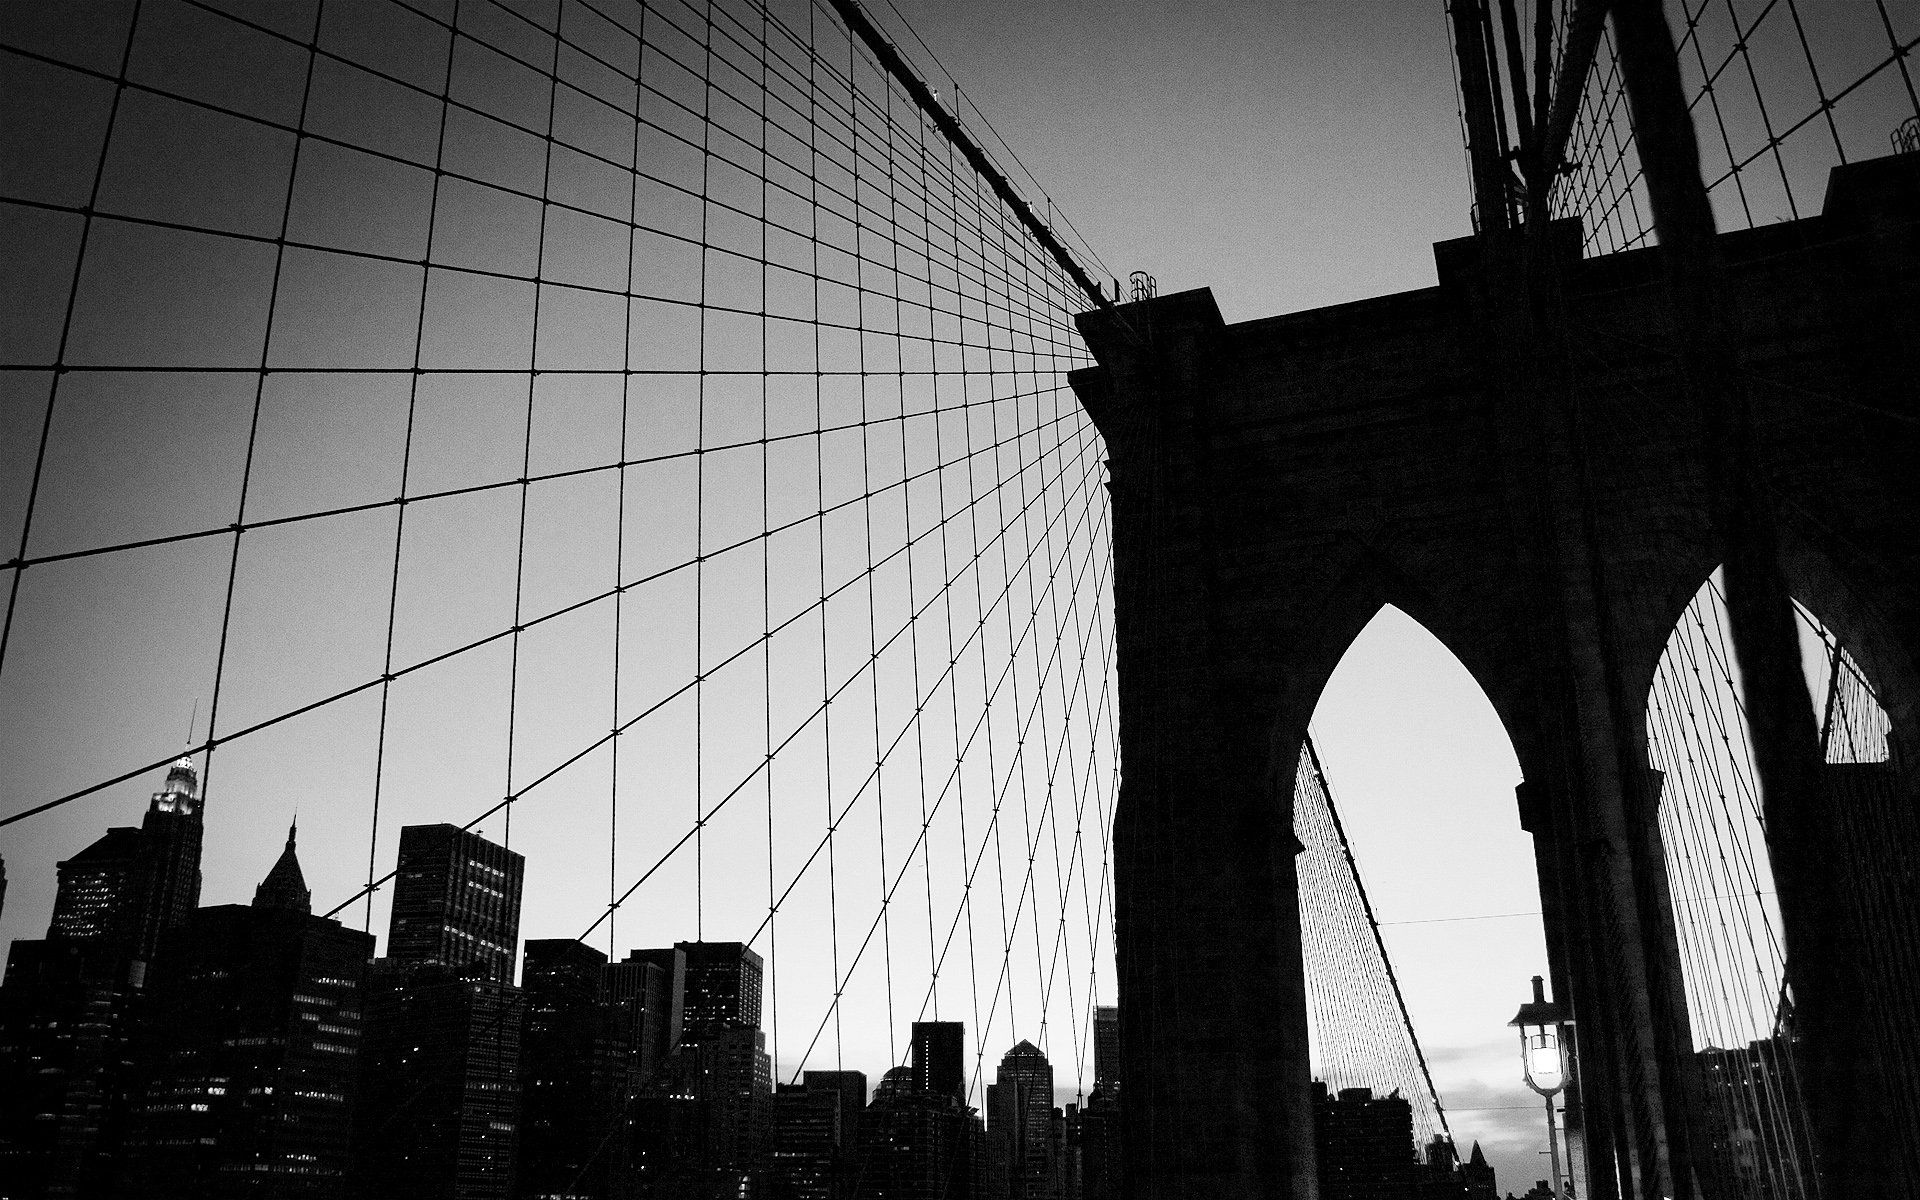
[1069,150,1918,1199]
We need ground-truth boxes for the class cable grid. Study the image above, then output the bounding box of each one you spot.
[1552,0,1920,255]
[0,0,1124,1117]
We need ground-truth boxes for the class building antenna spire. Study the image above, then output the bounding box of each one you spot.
[187,698,199,751]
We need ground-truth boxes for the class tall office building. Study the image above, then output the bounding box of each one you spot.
[387,824,524,983]
[855,1064,983,1200]
[355,825,525,1200]
[128,756,205,971]
[119,827,373,1197]
[46,826,145,945]
[767,1082,843,1200]
[0,756,209,1195]
[1695,1035,1819,1200]
[1314,1082,1416,1200]
[1077,1086,1121,1200]
[677,941,762,1036]
[605,945,683,1088]
[0,938,131,1195]
[803,1069,870,1162]
[912,1020,966,1107]
[987,1040,1058,1200]
[41,756,204,970]
[631,942,770,1177]
[518,939,628,1200]
[1092,1006,1119,1093]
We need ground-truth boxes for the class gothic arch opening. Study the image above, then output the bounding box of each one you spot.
[1642,568,1916,1197]
[1299,603,1548,1191]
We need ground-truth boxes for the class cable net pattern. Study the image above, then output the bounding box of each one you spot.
[1645,574,1919,1198]
[1554,0,1920,255]
[0,0,1116,1106]
[1295,740,1451,1157]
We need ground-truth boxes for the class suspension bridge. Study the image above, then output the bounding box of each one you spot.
[0,0,1915,1198]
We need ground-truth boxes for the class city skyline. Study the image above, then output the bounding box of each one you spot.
[6,0,1911,1193]
[8,796,1513,1198]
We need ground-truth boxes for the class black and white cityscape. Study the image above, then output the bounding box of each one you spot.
[3,0,1916,1197]
[0,760,1521,1199]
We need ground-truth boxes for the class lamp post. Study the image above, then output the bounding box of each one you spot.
[1510,975,1571,1200]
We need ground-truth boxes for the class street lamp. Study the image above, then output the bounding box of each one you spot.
[1510,975,1571,1200]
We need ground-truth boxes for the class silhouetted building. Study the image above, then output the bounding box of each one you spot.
[677,940,762,1037]
[1413,1136,1497,1200]
[1695,1034,1818,1200]
[986,1040,1056,1200]
[253,825,312,911]
[388,824,524,984]
[605,946,683,1090]
[1461,1141,1497,1200]
[0,756,207,1196]
[766,1073,863,1200]
[912,1021,966,1107]
[1077,1087,1121,1200]
[0,938,133,1196]
[854,1064,983,1200]
[119,826,373,1197]
[1314,1082,1416,1200]
[628,942,770,1182]
[805,1069,869,1186]
[1092,1007,1118,1094]
[518,939,628,1200]
[128,757,206,973]
[355,825,525,1200]
[357,962,524,1200]
[47,826,145,946]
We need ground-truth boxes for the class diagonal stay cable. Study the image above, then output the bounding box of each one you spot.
[577,414,1103,942]
[4,398,1091,832]
[778,471,1111,1081]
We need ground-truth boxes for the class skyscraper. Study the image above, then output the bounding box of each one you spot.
[1092,1006,1119,1094]
[40,755,204,970]
[46,826,144,945]
[912,1020,966,1107]
[387,823,524,984]
[631,942,770,1178]
[1314,1082,1416,1200]
[0,756,209,1195]
[854,1064,983,1200]
[518,939,628,1199]
[676,941,763,1036]
[605,945,683,1088]
[767,1081,842,1200]
[803,1069,870,1161]
[128,756,206,973]
[0,937,130,1195]
[119,826,373,1197]
[766,1070,867,1199]
[987,1040,1058,1200]
[1077,1086,1121,1200]
[355,824,526,1200]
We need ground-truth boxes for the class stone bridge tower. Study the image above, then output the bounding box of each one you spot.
[1069,135,1918,1200]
